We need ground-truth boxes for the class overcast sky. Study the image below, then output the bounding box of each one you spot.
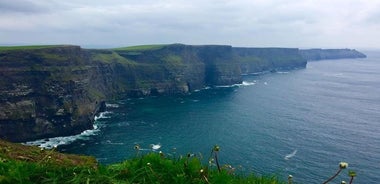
[1,0,379,48]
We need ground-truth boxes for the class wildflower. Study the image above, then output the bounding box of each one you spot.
[323,162,349,184]
[134,144,140,150]
[348,170,356,177]
[341,181,346,184]
[48,156,51,159]
[348,170,357,184]
[339,162,348,169]
[213,145,220,152]
[159,151,164,157]
[200,169,204,173]
[288,175,293,184]
[147,162,151,166]
[208,158,214,165]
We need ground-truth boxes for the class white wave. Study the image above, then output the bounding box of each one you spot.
[277,71,289,74]
[105,103,119,108]
[239,81,256,86]
[215,84,237,88]
[94,111,112,121]
[284,150,297,160]
[24,124,100,149]
[105,140,124,145]
[150,144,161,150]
[215,81,256,88]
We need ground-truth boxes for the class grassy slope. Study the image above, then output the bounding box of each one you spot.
[0,140,283,184]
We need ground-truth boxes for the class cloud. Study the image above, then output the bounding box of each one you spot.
[0,0,379,48]
[0,0,46,13]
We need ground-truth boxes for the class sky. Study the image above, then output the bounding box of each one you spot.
[1,0,380,49]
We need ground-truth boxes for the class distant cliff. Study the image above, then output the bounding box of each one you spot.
[0,44,338,142]
[299,48,366,60]
[233,47,307,74]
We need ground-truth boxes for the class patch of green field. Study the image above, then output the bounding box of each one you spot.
[90,50,136,64]
[113,44,169,51]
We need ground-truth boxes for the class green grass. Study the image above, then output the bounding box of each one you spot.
[0,45,71,51]
[0,140,284,184]
[113,44,169,51]
[90,50,137,64]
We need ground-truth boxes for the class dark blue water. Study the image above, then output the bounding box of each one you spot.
[56,51,380,183]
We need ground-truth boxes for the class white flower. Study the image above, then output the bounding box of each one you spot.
[339,162,348,169]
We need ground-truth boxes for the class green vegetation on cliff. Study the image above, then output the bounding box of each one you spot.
[113,44,168,51]
[0,45,75,51]
[0,140,283,184]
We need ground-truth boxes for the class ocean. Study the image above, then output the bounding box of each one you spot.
[27,50,380,183]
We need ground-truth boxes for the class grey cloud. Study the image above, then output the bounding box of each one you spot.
[0,0,379,48]
[0,0,49,13]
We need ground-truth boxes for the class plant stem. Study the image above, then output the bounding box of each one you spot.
[214,152,221,172]
[323,168,342,184]
[349,176,354,184]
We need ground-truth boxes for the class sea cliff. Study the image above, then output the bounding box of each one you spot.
[0,44,365,142]
[299,48,366,60]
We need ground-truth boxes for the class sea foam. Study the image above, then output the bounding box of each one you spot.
[24,111,111,149]
[284,150,297,160]
[94,111,112,121]
[24,126,100,149]
[105,103,120,108]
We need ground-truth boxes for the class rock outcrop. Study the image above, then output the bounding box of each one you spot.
[1,44,363,142]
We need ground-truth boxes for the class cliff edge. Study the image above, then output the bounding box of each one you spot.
[2,44,363,142]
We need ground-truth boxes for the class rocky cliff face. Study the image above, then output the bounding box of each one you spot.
[0,44,319,142]
[299,48,366,60]
[0,46,107,142]
[233,48,307,74]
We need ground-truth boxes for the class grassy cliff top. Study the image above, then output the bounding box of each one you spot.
[113,44,169,51]
[0,45,78,51]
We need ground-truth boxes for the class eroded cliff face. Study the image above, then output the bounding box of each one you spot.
[233,48,307,74]
[0,46,107,142]
[0,46,109,141]
[0,44,311,142]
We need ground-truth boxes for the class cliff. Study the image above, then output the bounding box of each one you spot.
[0,44,307,142]
[299,48,366,60]
[0,46,107,142]
[233,47,307,74]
